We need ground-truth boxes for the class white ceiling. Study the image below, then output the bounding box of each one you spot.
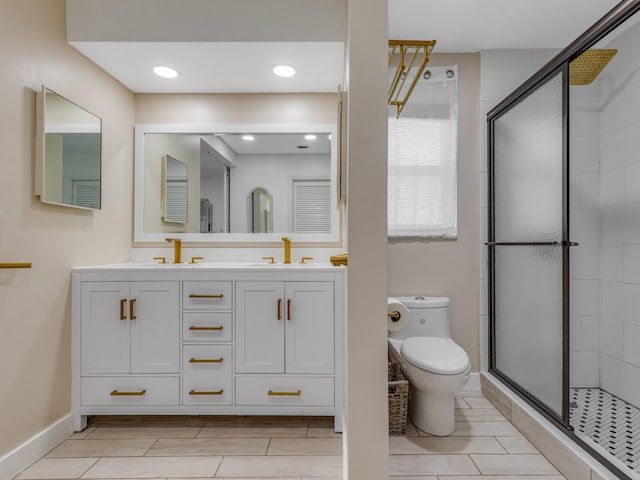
[67,0,622,94]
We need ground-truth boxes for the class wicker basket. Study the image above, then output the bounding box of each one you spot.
[388,362,409,435]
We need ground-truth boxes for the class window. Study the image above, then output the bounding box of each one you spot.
[388,65,458,238]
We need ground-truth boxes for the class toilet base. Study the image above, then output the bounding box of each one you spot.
[408,386,455,436]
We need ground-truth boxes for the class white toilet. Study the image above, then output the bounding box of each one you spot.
[388,296,470,436]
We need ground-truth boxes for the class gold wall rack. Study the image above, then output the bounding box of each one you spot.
[388,39,436,118]
[0,263,32,269]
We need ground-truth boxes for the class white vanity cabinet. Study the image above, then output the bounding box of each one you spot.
[235,281,334,374]
[80,281,180,374]
[72,264,344,432]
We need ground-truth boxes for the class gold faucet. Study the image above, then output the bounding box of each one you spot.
[281,237,291,264]
[165,238,182,264]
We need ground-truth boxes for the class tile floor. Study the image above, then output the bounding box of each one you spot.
[14,391,567,479]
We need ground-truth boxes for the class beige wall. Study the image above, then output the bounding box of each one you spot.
[387,53,481,372]
[135,93,337,124]
[0,0,135,457]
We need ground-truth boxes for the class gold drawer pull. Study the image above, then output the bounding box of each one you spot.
[189,325,224,331]
[189,293,224,299]
[189,389,224,395]
[110,389,146,396]
[268,389,301,396]
[277,298,282,320]
[130,298,137,320]
[189,357,224,363]
[119,299,127,320]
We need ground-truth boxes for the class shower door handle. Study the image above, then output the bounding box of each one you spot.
[484,241,579,246]
[484,241,560,246]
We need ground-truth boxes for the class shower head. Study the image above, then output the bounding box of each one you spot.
[569,49,617,85]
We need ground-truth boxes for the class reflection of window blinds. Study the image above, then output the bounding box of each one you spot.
[165,181,188,223]
[293,180,331,233]
[71,180,100,209]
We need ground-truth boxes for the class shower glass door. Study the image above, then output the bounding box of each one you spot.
[488,67,569,424]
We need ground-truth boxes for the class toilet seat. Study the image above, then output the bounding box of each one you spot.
[401,337,470,375]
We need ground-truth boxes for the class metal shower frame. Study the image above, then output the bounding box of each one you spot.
[486,1,640,479]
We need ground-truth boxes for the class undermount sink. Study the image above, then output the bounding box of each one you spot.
[245,262,330,268]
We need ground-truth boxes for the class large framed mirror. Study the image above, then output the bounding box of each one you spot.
[134,123,339,243]
[35,86,102,210]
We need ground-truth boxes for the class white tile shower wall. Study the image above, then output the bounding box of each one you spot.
[598,18,640,409]
[479,49,559,371]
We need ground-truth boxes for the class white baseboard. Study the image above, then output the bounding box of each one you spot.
[463,372,481,391]
[0,414,73,480]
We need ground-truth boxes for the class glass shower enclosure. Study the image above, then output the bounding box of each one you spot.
[487,1,640,478]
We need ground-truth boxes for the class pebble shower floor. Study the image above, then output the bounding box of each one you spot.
[570,387,640,473]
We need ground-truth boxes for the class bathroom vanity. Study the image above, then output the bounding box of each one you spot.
[71,263,344,432]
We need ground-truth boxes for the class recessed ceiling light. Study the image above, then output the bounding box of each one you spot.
[272,65,296,78]
[242,135,255,141]
[304,134,317,140]
[153,65,178,78]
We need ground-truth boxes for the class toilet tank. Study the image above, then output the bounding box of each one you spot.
[390,296,450,339]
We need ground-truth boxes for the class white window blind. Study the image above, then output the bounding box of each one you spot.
[71,180,100,209]
[164,181,188,223]
[293,179,331,233]
[388,65,458,238]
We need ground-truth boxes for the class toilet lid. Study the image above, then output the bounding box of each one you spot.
[401,337,470,375]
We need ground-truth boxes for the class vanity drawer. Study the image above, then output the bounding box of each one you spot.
[235,376,334,406]
[182,345,233,405]
[81,376,179,405]
[183,312,232,342]
[183,281,232,310]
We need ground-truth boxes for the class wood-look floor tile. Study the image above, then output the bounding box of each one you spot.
[389,436,506,455]
[216,455,342,477]
[389,476,437,480]
[496,435,540,454]
[14,457,98,479]
[471,453,560,475]
[199,425,307,438]
[442,476,566,480]
[45,438,155,457]
[86,426,201,439]
[68,427,97,439]
[267,437,342,455]
[388,454,480,476]
[199,415,246,426]
[454,397,471,409]
[464,396,498,409]
[82,456,221,478]
[449,421,522,436]
[307,427,341,438]
[146,437,269,456]
[455,407,507,422]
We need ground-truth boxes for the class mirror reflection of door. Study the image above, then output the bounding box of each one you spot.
[163,154,188,223]
[248,187,273,233]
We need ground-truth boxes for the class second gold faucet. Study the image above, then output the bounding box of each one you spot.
[281,237,291,264]
[165,238,182,264]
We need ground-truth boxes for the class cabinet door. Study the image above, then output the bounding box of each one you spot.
[236,281,285,373]
[81,282,130,374]
[285,282,334,374]
[130,282,180,373]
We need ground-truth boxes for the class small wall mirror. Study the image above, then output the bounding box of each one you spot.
[162,154,188,223]
[35,86,102,210]
[248,187,273,233]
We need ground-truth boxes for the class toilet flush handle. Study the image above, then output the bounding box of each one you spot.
[388,311,401,322]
